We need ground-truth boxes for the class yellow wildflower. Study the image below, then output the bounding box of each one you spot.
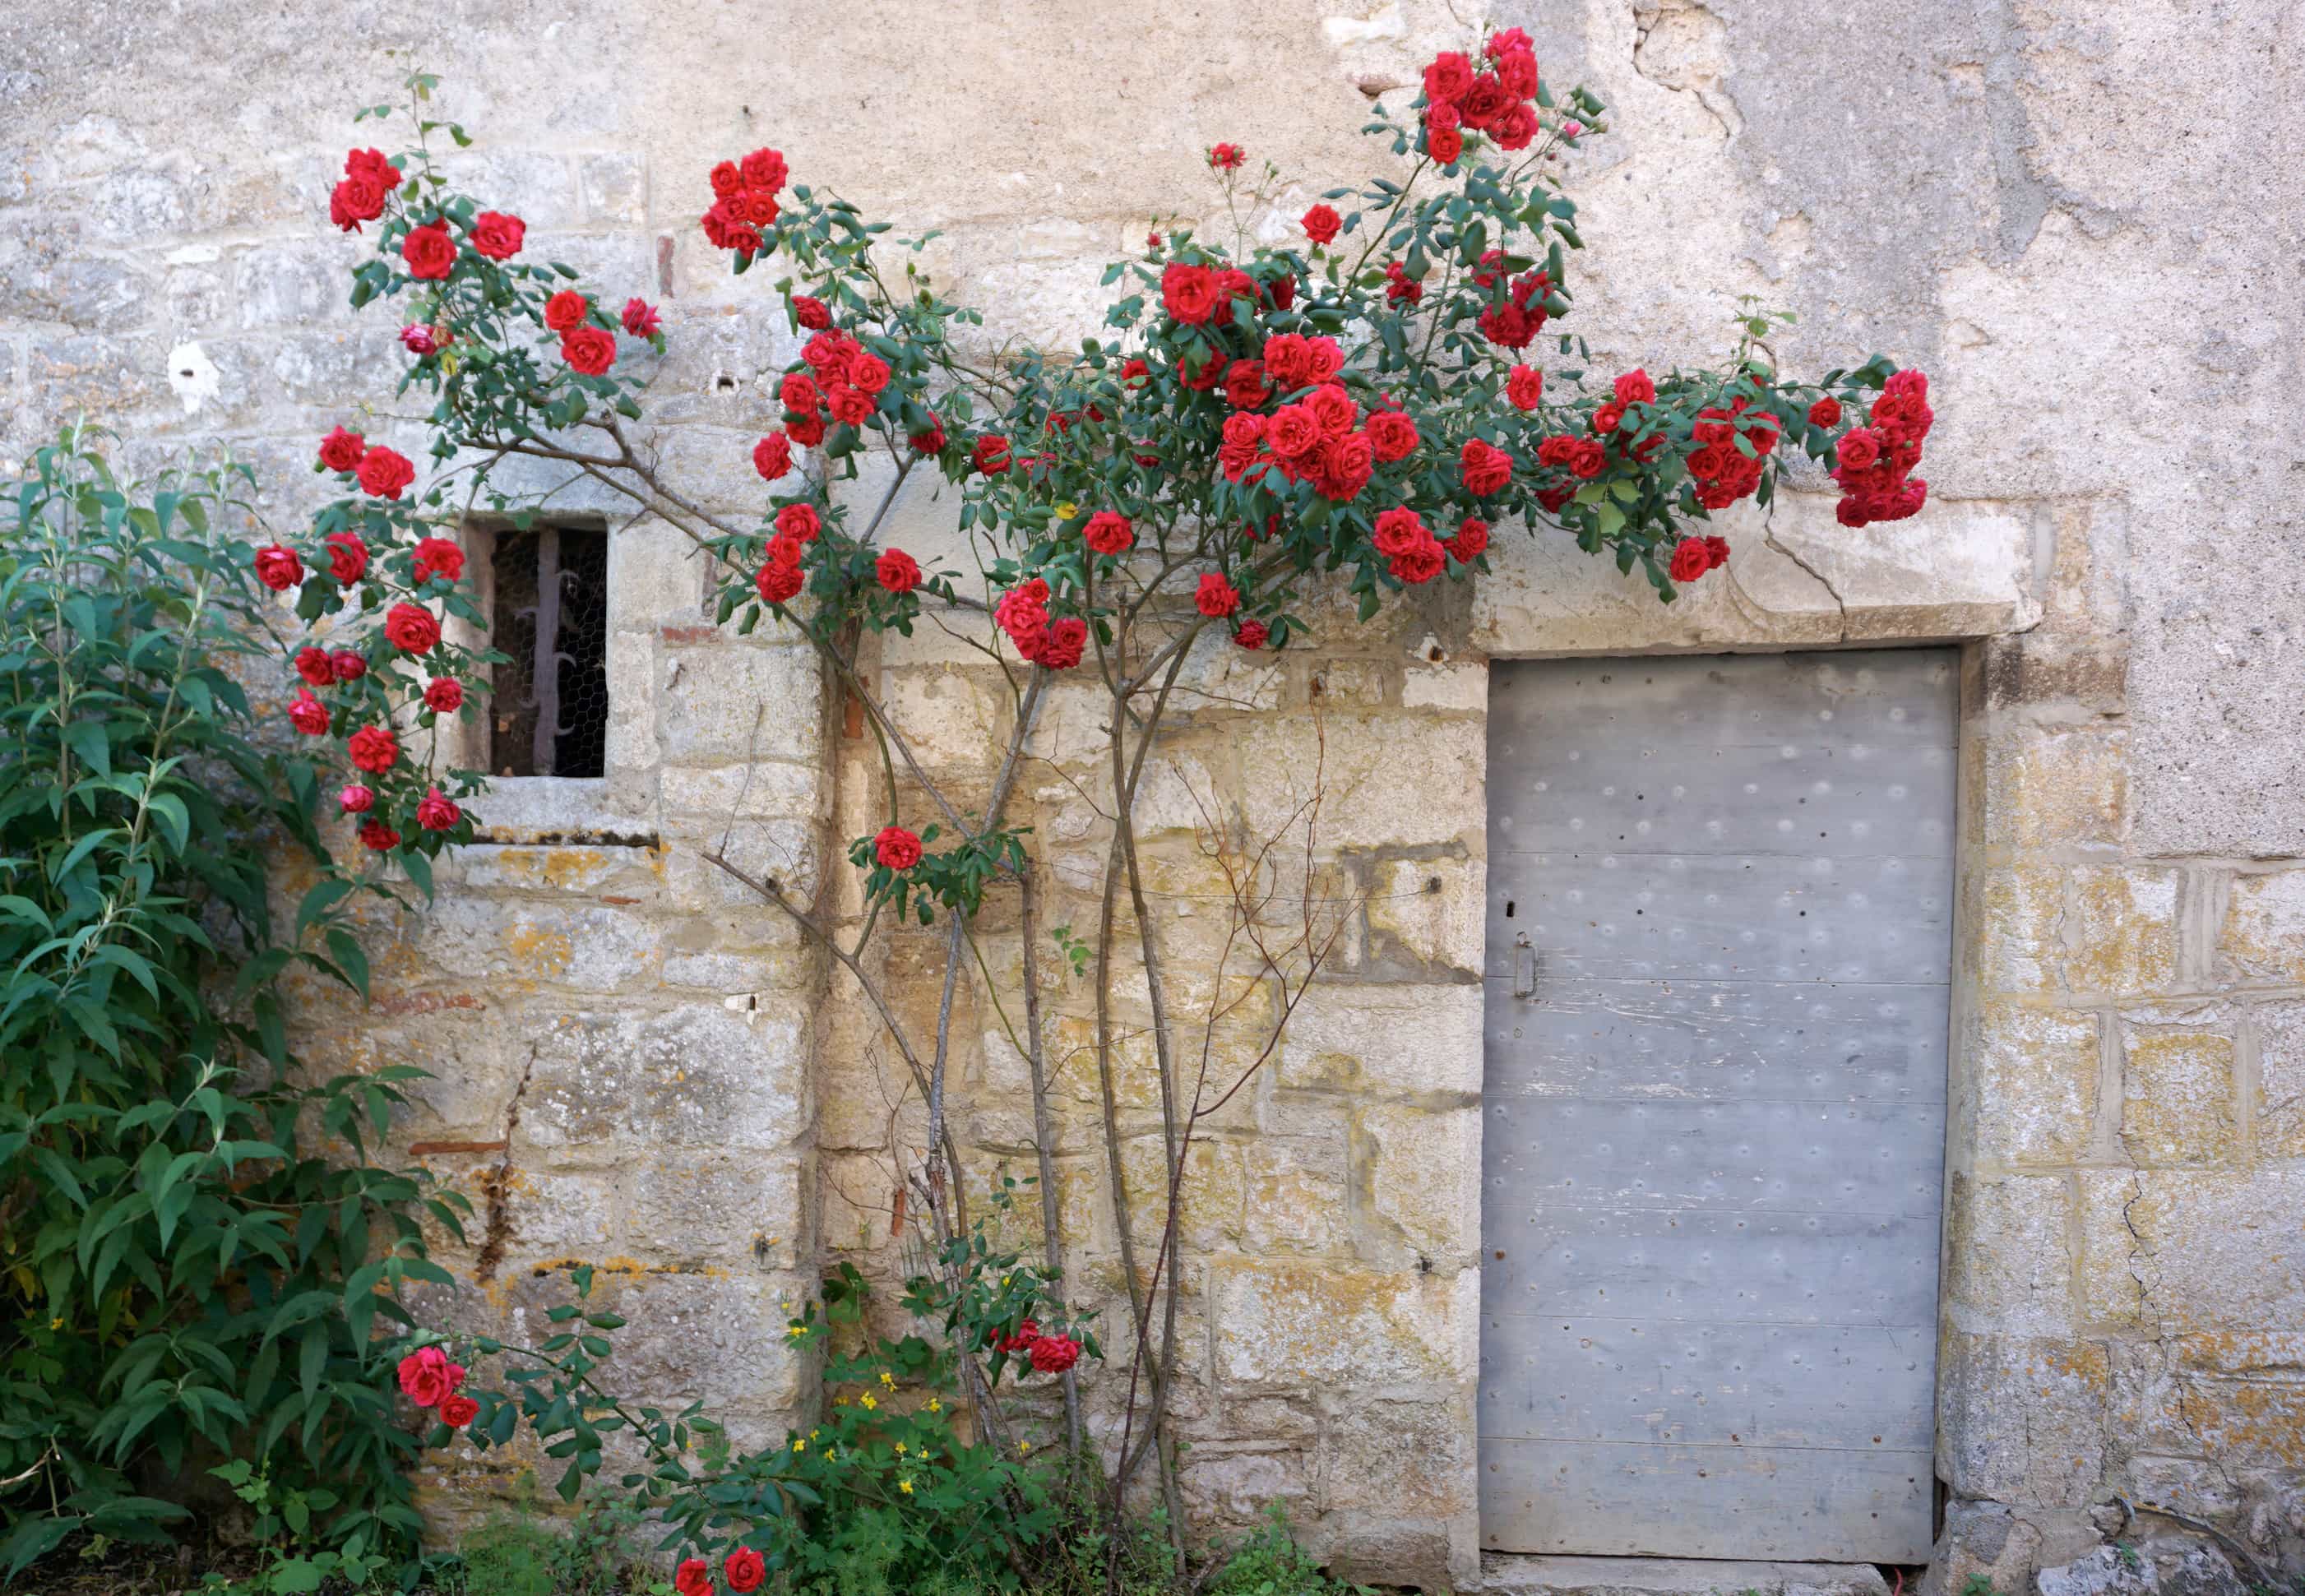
[1053,502,1077,520]
[879,1371,895,1389]
[1019,1440,1032,1454]
[928,1398,942,1413]
[785,1321,809,1340]
[899,1478,914,1496]
[896,1442,908,1455]
[860,1395,877,1411]
[792,1438,807,1454]
[834,1395,850,1407]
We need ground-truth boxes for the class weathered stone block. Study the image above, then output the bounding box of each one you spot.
[1243,1139,1348,1254]
[2120,1022,2238,1166]
[655,644,822,766]
[1937,1330,2110,1503]
[413,897,668,991]
[2254,1000,2305,1158]
[523,1006,807,1153]
[1358,1103,1480,1261]
[1366,855,1484,974]
[1975,863,2067,995]
[1240,711,1483,849]
[1278,981,1483,1097]
[1985,728,2129,849]
[2082,1170,2305,1333]
[608,517,710,632]
[625,1151,804,1270]
[2067,866,2181,997]
[2221,871,2305,986]
[1943,1172,2076,1336]
[1972,998,2099,1166]
[1210,1257,1470,1390]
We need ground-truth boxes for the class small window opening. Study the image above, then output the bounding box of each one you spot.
[489,524,609,777]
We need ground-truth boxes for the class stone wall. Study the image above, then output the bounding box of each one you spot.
[3,0,2301,1589]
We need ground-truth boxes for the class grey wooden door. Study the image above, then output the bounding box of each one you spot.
[1479,650,1955,1562]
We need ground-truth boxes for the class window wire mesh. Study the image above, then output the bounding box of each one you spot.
[488,525,609,778]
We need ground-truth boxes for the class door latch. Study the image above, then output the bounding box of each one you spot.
[1512,933,1537,999]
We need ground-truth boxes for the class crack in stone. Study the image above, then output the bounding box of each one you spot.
[1762,497,1850,640]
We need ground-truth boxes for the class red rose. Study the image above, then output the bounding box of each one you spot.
[1668,537,1710,583]
[1035,616,1086,670]
[1568,438,1607,479]
[417,787,461,831]
[1883,368,1928,402]
[973,434,1012,474]
[424,678,464,714]
[775,503,821,543]
[1267,404,1324,461]
[345,147,400,183]
[1428,127,1464,165]
[286,688,330,736]
[1265,271,1296,310]
[1305,384,1358,437]
[1494,44,1540,99]
[1372,507,1428,557]
[561,326,616,375]
[339,784,374,816]
[826,383,873,425]
[1835,428,1883,470]
[849,353,891,395]
[253,544,303,591]
[544,290,589,331]
[412,536,465,584]
[326,531,369,584]
[470,210,525,260]
[1389,538,1446,585]
[779,372,822,414]
[1458,73,1509,127]
[753,433,794,480]
[910,416,946,454]
[1424,51,1473,104]
[1312,432,1375,501]
[1460,438,1515,495]
[318,425,367,473]
[1224,359,1271,409]
[792,294,831,330]
[674,1559,712,1596]
[724,1547,766,1594]
[1366,409,1419,462]
[1303,337,1345,384]
[294,647,333,688]
[331,649,367,682]
[357,446,415,500]
[1303,204,1341,245]
[400,222,456,280]
[1592,403,1624,433]
[1261,335,1312,391]
[740,147,788,192]
[1195,572,1241,618]
[757,561,803,605]
[1448,516,1491,562]
[876,548,921,594]
[1704,534,1732,570]
[384,602,441,655]
[1083,511,1134,556]
[1029,1334,1081,1374]
[1121,357,1151,387]
[875,826,923,872]
[329,173,390,233]
[1208,141,1246,170]
[396,322,437,354]
[787,412,826,446]
[1427,99,1461,134]
[359,820,401,852]
[1615,368,1656,405]
[622,298,661,337]
[1159,262,1220,326]
[437,1394,479,1428]
[396,1346,464,1409]
[1493,101,1539,151]
[1234,619,1270,650]
[1507,365,1544,409]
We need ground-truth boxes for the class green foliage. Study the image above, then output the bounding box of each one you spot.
[1205,1508,1368,1596]
[1961,1575,2002,1596]
[0,427,467,1580]
[436,1487,655,1596]
[426,1187,1090,1592]
[196,1458,391,1594]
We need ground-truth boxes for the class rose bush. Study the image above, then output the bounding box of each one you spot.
[248,43,1934,1589]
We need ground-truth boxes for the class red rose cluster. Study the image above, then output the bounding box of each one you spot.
[1530,369,1664,511]
[992,577,1087,669]
[1831,369,1932,526]
[752,500,822,606]
[397,1345,479,1429]
[987,1316,1082,1373]
[701,146,788,259]
[310,424,418,505]
[1668,534,1733,584]
[1419,28,1544,166]
[330,147,400,234]
[1473,251,1552,349]
[1685,391,1779,511]
[676,1547,766,1596]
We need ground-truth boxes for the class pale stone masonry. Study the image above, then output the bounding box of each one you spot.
[3,0,2302,1590]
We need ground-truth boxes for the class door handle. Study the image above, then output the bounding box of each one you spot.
[1512,935,1537,999]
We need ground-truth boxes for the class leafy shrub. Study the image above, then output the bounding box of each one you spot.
[1204,1508,1366,1596]
[0,428,465,1577]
